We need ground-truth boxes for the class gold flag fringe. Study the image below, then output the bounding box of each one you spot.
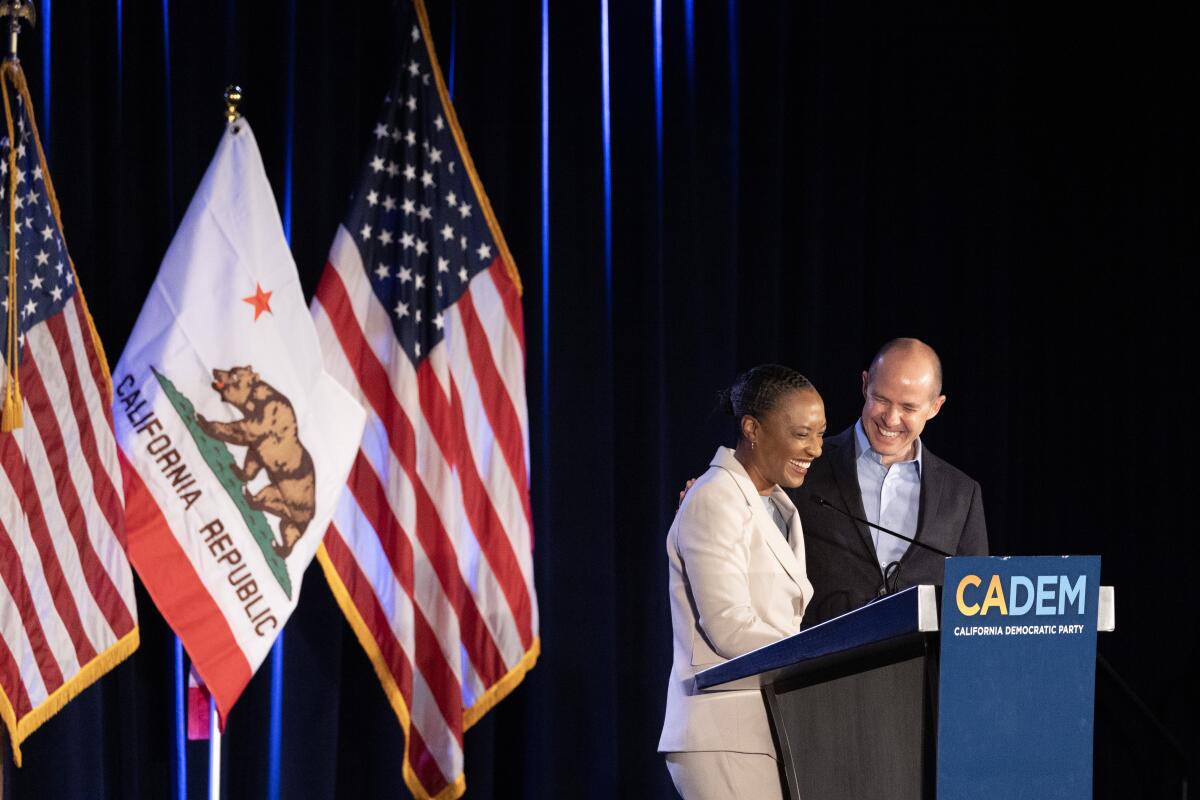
[316,545,540,800]
[0,628,141,767]
[0,58,137,765]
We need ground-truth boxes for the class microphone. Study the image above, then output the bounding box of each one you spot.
[809,494,954,559]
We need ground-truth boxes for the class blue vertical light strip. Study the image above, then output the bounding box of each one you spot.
[654,0,663,204]
[115,0,123,82]
[539,0,550,509]
[279,0,297,243]
[162,0,176,223]
[115,0,123,115]
[266,4,297,799]
[39,0,50,155]
[173,638,186,800]
[683,0,695,94]
[266,636,284,800]
[726,0,739,275]
[600,0,612,316]
[448,0,458,101]
[653,0,668,513]
[727,0,739,132]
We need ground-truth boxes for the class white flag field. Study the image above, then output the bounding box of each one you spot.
[113,119,366,722]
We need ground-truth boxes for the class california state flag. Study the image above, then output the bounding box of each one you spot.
[113,120,366,723]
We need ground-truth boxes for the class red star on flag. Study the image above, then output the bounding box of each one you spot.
[242,283,273,320]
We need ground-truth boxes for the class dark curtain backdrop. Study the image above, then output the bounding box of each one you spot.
[2,1,1196,798]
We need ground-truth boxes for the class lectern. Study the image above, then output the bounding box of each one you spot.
[695,556,1114,800]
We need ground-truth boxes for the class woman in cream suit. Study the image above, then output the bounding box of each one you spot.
[659,365,826,799]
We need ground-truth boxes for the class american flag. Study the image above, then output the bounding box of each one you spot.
[0,65,138,764]
[310,2,538,798]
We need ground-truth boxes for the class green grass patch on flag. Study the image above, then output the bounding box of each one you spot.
[152,366,293,599]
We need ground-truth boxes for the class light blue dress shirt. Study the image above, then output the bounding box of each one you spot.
[854,419,922,570]
[761,496,790,541]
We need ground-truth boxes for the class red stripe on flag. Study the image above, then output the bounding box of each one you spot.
[446,378,534,645]
[186,665,212,741]
[345,453,470,736]
[0,514,65,697]
[323,522,415,703]
[455,286,534,529]
[417,364,533,650]
[343,452,414,597]
[69,297,117,428]
[45,313,128,587]
[0,628,34,718]
[121,454,252,721]
[408,720,454,798]
[323,524,454,793]
[487,259,525,353]
[21,350,134,638]
[0,436,97,674]
[409,362,519,674]
[316,266,507,686]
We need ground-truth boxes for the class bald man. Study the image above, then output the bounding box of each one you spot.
[788,338,988,627]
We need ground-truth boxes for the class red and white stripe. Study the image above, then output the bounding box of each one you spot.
[186,664,212,740]
[313,226,537,799]
[0,296,137,758]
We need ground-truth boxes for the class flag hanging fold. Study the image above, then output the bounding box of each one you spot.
[0,61,139,765]
[185,663,211,741]
[310,1,539,797]
[113,119,366,724]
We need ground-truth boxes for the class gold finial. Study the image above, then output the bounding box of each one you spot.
[224,85,243,123]
[1,0,36,62]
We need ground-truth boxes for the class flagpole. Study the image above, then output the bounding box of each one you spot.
[1,0,35,61]
[198,86,242,800]
[207,695,221,800]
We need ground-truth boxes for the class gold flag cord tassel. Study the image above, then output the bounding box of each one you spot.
[1,61,115,410]
[0,64,22,431]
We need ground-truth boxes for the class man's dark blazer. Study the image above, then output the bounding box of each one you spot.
[787,425,988,628]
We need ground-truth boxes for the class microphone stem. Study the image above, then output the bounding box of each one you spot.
[811,495,954,559]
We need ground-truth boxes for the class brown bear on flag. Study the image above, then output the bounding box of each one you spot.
[196,365,316,557]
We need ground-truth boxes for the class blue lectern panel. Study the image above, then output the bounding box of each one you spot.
[695,586,924,690]
[937,556,1101,800]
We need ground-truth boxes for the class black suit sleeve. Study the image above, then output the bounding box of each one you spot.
[957,480,988,556]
